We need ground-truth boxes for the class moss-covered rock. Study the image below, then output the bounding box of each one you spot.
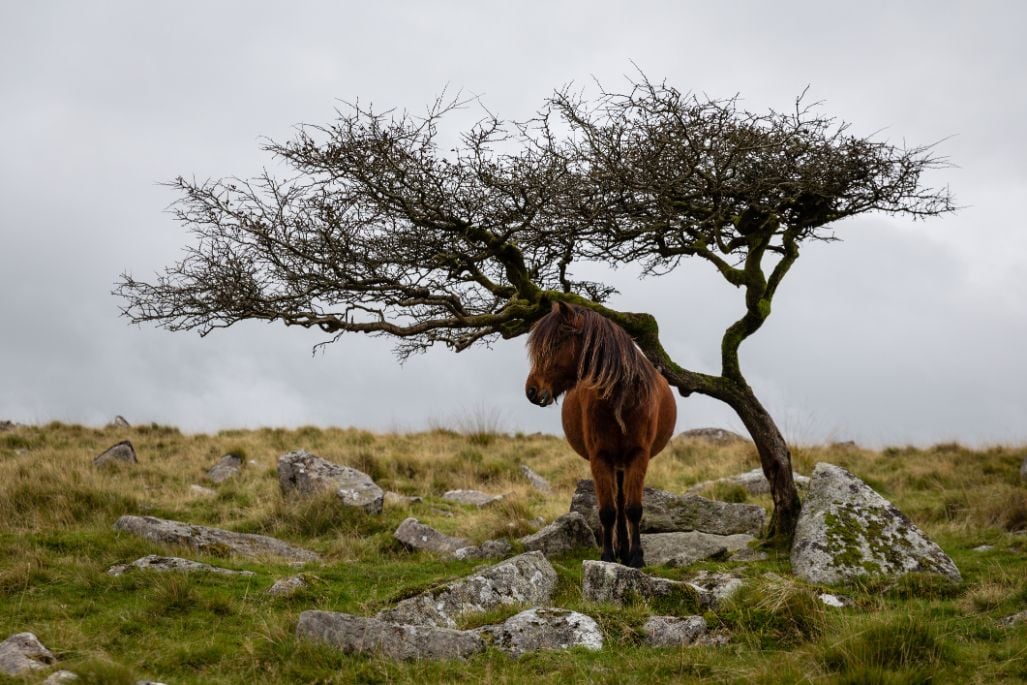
[790,463,960,585]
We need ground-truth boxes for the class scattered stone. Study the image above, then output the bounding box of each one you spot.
[377,551,558,628]
[571,480,765,537]
[791,463,962,585]
[676,427,749,444]
[819,593,854,608]
[729,547,769,562]
[641,531,755,567]
[694,630,732,647]
[519,465,551,493]
[268,575,308,597]
[277,450,384,514]
[107,554,255,577]
[206,453,243,483]
[642,615,708,647]
[581,560,698,606]
[519,512,596,557]
[111,415,131,427]
[394,517,473,556]
[973,545,995,552]
[452,539,513,560]
[831,440,859,449]
[113,515,320,563]
[296,611,485,660]
[688,468,811,496]
[93,440,137,466]
[0,632,56,676]
[998,610,1027,627]
[43,671,79,684]
[442,489,503,507]
[189,484,216,497]
[477,608,603,656]
[0,420,17,432]
[687,571,744,607]
[385,491,423,507]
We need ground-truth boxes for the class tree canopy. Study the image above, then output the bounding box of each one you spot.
[117,74,953,541]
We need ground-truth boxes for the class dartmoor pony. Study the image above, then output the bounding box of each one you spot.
[525,302,676,567]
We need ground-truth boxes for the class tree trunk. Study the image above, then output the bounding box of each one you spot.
[722,381,801,545]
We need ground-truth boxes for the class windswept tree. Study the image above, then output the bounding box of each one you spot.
[117,75,952,543]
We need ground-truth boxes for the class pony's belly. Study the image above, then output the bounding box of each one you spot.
[560,388,589,460]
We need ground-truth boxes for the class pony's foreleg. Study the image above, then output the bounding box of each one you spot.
[622,452,650,568]
[614,470,629,564]
[589,459,618,563]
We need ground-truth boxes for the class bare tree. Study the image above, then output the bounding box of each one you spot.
[117,75,952,543]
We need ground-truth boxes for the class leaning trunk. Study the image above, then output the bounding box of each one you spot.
[723,381,801,544]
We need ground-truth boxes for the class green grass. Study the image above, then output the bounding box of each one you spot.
[1,424,1027,683]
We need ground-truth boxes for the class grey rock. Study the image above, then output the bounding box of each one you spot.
[107,554,255,577]
[93,440,137,466]
[385,491,423,507]
[791,463,961,585]
[452,539,513,560]
[378,551,558,628]
[519,512,596,557]
[687,571,744,607]
[136,681,169,685]
[819,593,854,608]
[477,608,603,656]
[0,632,56,676]
[642,615,708,647]
[296,611,484,660]
[277,450,384,514]
[0,420,17,432]
[973,544,995,552]
[519,465,552,493]
[267,575,308,597]
[206,453,243,483]
[582,560,696,605]
[676,427,749,444]
[729,547,769,562]
[189,484,216,497]
[999,610,1027,627]
[43,671,79,684]
[394,517,473,555]
[111,415,131,427]
[641,531,755,567]
[442,489,503,507]
[688,468,810,496]
[113,515,320,563]
[571,480,765,537]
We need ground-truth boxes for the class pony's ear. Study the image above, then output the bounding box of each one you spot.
[552,301,574,319]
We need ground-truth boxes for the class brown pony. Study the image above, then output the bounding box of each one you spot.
[525,301,676,567]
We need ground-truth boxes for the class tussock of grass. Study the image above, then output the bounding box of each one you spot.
[1,422,1025,683]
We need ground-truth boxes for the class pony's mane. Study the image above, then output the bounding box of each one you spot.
[528,305,661,429]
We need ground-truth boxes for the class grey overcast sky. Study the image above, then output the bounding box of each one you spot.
[1,1,1024,446]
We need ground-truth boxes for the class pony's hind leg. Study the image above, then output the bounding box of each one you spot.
[589,459,618,563]
[615,469,630,564]
[622,452,650,568]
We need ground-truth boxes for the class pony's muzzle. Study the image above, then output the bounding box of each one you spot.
[525,386,553,407]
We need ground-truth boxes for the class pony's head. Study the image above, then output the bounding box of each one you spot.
[524,301,585,407]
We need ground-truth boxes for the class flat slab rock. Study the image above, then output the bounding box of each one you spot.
[278,450,384,514]
[113,515,320,563]
[688,468,811,496]
[519,512,597,557]
[791,463,961,585]
[267,575,308,597]
[519,465,552,492]
[107,554,255,577]
[0,632,56,676]
[297,607,601,660]
[442,489,503,507]
[641,531,756,567]
[676,427,749,444]
[93,440,137,466]
[393,518,510,560]
[582,561,741,610]
[377,551,558,628]
[571,479,765,537]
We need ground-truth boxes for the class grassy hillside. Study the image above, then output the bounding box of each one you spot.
[1,423,1026,684]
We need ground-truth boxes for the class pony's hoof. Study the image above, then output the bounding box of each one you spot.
[600,552,617,563]
[625,552,645,569]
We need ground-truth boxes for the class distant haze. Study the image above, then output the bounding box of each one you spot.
[1,1,1025,446]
